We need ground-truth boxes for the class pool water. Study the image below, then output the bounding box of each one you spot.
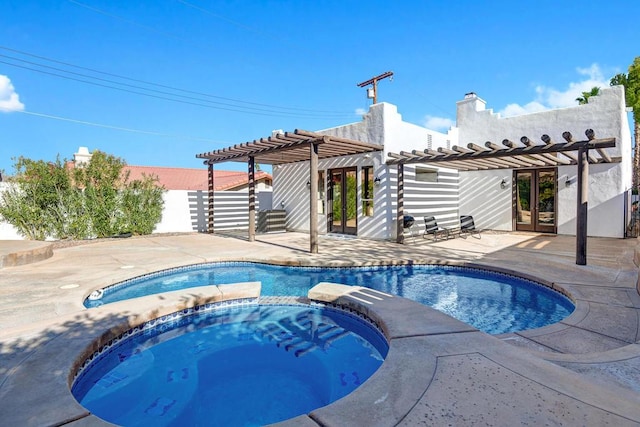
[72,303,388,426]
[86,262,575,334]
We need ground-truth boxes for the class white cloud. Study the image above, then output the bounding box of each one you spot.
[0,75,25,112]
[355,107,367,116]
[423,115,454,131]
[498,63,612,118]
[500,101,547,117]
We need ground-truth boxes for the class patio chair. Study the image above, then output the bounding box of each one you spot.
[403,215,418,243]
[460,215,481,239]
[423,216,450,241]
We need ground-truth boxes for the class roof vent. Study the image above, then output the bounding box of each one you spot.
[464,92,477,99]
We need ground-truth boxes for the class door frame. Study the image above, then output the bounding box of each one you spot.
[513,168,557,233]
[328,167,358,235]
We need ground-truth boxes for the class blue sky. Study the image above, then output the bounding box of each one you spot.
[1,0,638,175]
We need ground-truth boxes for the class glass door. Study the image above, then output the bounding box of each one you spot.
[515,169,556,233]
[515,171,534,231]
[536,170,556,233]
[328,168,357,235]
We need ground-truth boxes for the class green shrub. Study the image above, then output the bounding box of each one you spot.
[0,151,165,240]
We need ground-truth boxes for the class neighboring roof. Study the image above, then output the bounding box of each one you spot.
[124,165,271,191]
[386,130,618,171]
[196,129,383,165]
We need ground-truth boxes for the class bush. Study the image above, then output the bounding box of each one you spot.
[0,152,165,240]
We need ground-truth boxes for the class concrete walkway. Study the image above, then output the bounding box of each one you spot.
[1,231,639,425]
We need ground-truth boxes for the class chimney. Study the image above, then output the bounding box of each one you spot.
[74,147,92,166]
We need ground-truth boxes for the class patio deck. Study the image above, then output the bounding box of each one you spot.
[1,231,639,425]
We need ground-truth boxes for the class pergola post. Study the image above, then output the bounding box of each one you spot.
[207,163,214,234]
[396,163,404,244]
[248,156,256,242]
[576,146,588,265]
[310,142,319,253]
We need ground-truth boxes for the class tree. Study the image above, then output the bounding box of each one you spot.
[575,86,601,104]
[611,57,640,192]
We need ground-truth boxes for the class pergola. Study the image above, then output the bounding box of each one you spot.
[196,127,617,265]
[386,129,618,265]
[195,129,384,253]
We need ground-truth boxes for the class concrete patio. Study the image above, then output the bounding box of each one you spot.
[1,231,639,425]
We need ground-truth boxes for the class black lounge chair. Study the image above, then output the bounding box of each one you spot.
[423,216,450,241]
[460,215,481,239]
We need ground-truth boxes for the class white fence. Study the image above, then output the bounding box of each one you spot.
[0,184,273,240]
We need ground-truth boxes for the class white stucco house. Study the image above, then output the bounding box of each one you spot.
[263,85,631,241]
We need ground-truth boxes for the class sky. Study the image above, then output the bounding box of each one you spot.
[1,0,638,175]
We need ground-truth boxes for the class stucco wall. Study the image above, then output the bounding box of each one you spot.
[273,103,461,240]
[459,170,513,231]
[458,86,632,238]
[153,190,203,234]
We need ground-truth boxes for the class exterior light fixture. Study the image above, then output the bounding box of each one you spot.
[306,180,311,189]
[565,177,571,187]
[374,176,381,186]
[500,178,508,189]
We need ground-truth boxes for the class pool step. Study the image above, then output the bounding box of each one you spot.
[257,315,350,357]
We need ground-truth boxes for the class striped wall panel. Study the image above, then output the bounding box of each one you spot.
[190,191,262,231]
[401,166,460,230]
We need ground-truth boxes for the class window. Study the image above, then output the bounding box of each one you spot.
[362,166,374,216]
[415,167,438,183]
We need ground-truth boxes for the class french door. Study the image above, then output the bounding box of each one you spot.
[514,169,557,233]
[328,168,357,235]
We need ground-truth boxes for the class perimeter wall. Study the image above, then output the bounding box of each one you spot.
[0,184,272,240]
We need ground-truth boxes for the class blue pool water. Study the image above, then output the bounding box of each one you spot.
[85,262,575,334]
[72,303,388,426]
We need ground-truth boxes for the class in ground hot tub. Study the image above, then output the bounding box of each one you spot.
[71,300,388,426]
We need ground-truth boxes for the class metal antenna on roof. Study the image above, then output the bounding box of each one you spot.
[357,71,394,104]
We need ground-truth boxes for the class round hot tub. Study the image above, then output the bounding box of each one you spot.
[72,301,388,426]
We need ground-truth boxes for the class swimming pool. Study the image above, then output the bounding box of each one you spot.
[72,301,388,426]
[85,262,574,334]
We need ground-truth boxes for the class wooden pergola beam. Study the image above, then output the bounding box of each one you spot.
[248,156,256,242]
[207,163,214,234]
[396,163,405,243]
[310,141,319,254]
[386,138,616,166]
[577,147,588,265]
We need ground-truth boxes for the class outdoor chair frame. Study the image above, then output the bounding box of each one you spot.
[459,215,481,239]
[423,216,450,241]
